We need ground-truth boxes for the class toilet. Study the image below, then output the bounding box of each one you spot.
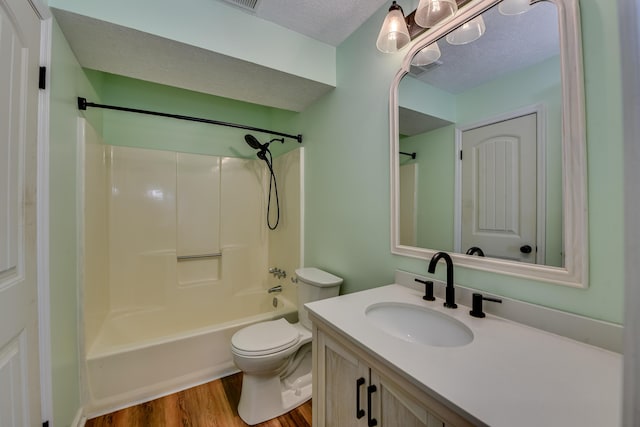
[231,267,343,425]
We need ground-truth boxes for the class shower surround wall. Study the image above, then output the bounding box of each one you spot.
[79,119,302,414]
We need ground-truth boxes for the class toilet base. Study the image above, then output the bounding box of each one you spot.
[237,349,312,425]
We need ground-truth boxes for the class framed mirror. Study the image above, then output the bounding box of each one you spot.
[389,0,588,287]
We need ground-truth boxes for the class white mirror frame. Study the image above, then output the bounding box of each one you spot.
[390,0,588,288]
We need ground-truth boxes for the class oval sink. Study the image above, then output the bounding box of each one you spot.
[365,302,473,347]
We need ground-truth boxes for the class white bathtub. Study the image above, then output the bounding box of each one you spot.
[84,293,297,416]
[79,133,304,416]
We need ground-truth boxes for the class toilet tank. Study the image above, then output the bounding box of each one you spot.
[295,267,343,329]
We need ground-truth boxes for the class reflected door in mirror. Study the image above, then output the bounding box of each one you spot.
[460,113,538,263]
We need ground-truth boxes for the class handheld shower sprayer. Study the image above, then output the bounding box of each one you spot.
[244,135,284,151]
[244,134,284,161]
[244,134,283,230]
[244,134,267,151]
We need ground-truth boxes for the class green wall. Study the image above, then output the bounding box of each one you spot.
[90,72,299,158]
[47,2,625,422]
[49,19,102,427]
[399,75,457,122]
[296,0,624,324]
[400,125,457,250]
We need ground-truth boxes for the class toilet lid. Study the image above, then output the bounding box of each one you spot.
[231,318,300,356]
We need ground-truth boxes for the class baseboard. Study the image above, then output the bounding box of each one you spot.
[83,366,240,419]
[72,407,86,427]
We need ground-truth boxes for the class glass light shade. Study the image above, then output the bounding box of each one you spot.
[376,5,411,53]
[411,42,441,66]
[414,0,458,28]
[445,15,486,45]
[498,0,531,15]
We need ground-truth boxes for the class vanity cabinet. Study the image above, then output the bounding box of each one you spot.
[312,321,475,427]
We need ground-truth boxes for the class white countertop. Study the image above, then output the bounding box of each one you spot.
[306,284,622,427]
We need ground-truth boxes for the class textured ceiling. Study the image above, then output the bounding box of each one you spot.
[52,0,390,112]
[400,1,560,134]
[226,0,389,46]
[52,8,335,112]
[53,0,559,114]
[410,2,559,93]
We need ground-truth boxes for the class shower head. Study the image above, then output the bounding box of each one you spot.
[245,134,267,151]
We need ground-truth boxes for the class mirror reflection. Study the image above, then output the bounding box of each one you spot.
[397,0,563,267]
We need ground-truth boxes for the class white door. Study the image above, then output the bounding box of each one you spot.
[0,0,42,425]
[461,113,537,263]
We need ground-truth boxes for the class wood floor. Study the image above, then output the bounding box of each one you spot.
[85,373,312,427]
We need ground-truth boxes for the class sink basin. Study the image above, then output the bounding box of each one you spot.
[365,302,473,347]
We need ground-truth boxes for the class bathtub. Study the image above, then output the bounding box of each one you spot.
[84,292,297,416]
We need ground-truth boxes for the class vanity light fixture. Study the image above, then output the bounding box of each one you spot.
[498,0,532,15]
[377,0,473,54]
[445,15,486,45]
[415,0,458,28]
[376,1,411,53]
[411,42,442,66]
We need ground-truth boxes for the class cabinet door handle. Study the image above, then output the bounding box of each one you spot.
[367,384,378,427]
[356,377,366,419]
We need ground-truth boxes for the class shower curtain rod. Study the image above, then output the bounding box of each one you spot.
[77,97,303,143]
[400,151,416,159]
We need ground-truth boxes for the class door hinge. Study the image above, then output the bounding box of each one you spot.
[43,421,49,427]
[39,66,46,90]
[459,150,463,160]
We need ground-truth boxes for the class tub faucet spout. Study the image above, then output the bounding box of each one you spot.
[268,285,283,294]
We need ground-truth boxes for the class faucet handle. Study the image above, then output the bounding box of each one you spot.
[269,267,287,279]
[469,293,502,318]
[415,278,435,301]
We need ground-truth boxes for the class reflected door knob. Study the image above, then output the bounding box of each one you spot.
[520,245,532,254]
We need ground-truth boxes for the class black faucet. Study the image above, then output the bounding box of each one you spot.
[465,246,485,256]
[427,252,457,308]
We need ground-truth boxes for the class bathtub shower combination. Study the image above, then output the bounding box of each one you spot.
[78,119,303,414]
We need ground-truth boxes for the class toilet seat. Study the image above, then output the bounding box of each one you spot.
[231,318,300,357]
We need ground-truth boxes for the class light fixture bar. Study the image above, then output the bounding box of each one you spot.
[404,0,473,40]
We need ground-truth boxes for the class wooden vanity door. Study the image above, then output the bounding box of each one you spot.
[315,331,369,427]
[313,325,475,427]
[371,371,446,427]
